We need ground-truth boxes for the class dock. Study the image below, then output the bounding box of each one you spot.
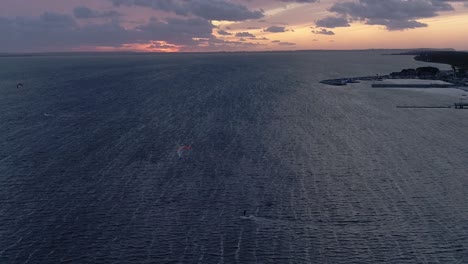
[320,75,387,86]
[454,102,468,109]
[372,79,456,88]
[372,83,455,88]
[396,106,452,109]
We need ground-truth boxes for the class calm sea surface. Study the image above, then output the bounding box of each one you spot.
[0,51,467,263]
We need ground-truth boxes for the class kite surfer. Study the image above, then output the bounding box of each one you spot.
[177,145,192,159]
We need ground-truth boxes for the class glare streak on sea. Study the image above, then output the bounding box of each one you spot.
[0,52,467,263]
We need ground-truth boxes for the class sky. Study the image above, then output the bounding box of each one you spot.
[1,0,467,52]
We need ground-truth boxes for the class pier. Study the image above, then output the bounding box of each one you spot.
[372,83,456,88]
[396,106,452,109]
[320,75,387,86]
[454,102,468,109]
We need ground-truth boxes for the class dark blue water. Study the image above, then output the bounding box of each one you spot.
[1,52,467,263]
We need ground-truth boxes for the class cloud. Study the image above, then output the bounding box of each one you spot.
[366,18,427,30]
[137,17,214,45]
[217,29,232,35]
[39,12,77,27]
[277,41,296,45]
[192,37,265,51]
[440,0,468,7]
[235,31,255,37]
[270,40,295,45]
[264,26,287,32]
[73,6,121,19]
[435,0,468,5]
[248,37,269,40]
[312,28,335,35]
[328,0,461,30]
[279,0,319,2]
[110,0,264,21]
[0,12,215,52]
[315,16,350,28]
[148,41,176,49]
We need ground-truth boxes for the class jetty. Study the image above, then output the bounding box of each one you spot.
[320,75,387,86]
[396,106,452,109]
[372,79,456,88]
[454,102,468,109]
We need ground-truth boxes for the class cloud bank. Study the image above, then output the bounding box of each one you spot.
[0,12,215,52]
[110,0,264,21]
[0,0,467,52]
[327,0,464,30]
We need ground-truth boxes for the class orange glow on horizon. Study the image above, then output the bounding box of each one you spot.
[74,41,182,53]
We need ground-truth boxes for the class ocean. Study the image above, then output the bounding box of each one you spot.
[0,51,467,263]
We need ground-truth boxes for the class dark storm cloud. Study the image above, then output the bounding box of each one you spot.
[328,0,463,30]
[110,0,264,21]
[0,12,215,52]
[312,28,335,35]
[235,31,255,37]
[264,26,287,32]
[315,16,350,28]
[73,6,122,19]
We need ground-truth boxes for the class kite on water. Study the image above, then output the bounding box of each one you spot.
[177,145,192,159]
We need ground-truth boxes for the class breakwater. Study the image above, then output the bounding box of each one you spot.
[373,83,456,88]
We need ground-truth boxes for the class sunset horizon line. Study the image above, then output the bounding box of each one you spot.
[1,47,465,56]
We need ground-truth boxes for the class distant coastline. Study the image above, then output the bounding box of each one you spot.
[385,48,456,55]
[321,50,468,88]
